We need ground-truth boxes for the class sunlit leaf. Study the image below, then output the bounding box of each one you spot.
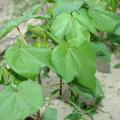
[5,44,52,79]
[51,42,96,91]
[51,13,90,46]
[0,81,44,120]
[89,8,120,33]
[52,0,84,15]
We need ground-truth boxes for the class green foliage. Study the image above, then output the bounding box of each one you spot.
[51,12,90,45]
[64,111,82,120]
[0,81,44,120]
[88,7,120,33]
[51,42,96,92]
[91,42,111,62]
[0,4,43,40]
[5,44,52,79]
[41,108,57,120]
[0,0,120,119]
[52,0,84,15]
[114,63,120,68]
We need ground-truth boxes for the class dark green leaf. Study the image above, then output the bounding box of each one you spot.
[64,111,82,120]
[91,42,111,62]
[107,33,120,45]
[114,63,120,68]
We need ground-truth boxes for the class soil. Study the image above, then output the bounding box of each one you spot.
[0,1,120,120]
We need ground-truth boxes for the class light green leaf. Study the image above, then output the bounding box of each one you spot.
[52,0,84,15]
[0,4,43,40]
[0,81,44,120]
[114,23,120,36]
[41,108,57,120]
[51,13,71,43]
[88,8,120,32]
[51,42,96,91]
[5,44,52,79]
[95,79,104,99]
[86,0,107,9]
[66,15,90,47]
[51,13,90,46]
[73,8,97,35]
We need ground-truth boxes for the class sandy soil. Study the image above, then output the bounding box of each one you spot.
[0,1,120,120]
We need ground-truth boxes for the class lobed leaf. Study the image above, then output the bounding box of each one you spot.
[52,0,84,15]
[5,44,52,79]
[51,12,90,46]
[51,42,96,92]
[88,7,120,33]
[0,81,44,120]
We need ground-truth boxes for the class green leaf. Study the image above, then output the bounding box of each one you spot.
[0,68,3,81]
[95,79,104,100]
[71,81,94,99]
[52,0,84,15]
[71,78,104,100]
[88,8,120,32]
[114,63,120,68]
[0,81,44,120]
[51,13,71,43]
[106,0,118,10]
[64,111,82,120]
[73,8,97,35]
[51,13,90,46]
[0,4,43,40]
[41,108,57,120]
[5,44,52,79]
[114,23,120,36]
[107,33,120,44]
[86,0,107,9]
[51,42,96,91]
[91,42,111,62]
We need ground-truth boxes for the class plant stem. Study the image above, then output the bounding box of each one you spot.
[44,83,64,88]
[17,26,28,46]
[36,74,41,120]
[38,73,42,85]
[36,110,41,120]
[60,78,63,96]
